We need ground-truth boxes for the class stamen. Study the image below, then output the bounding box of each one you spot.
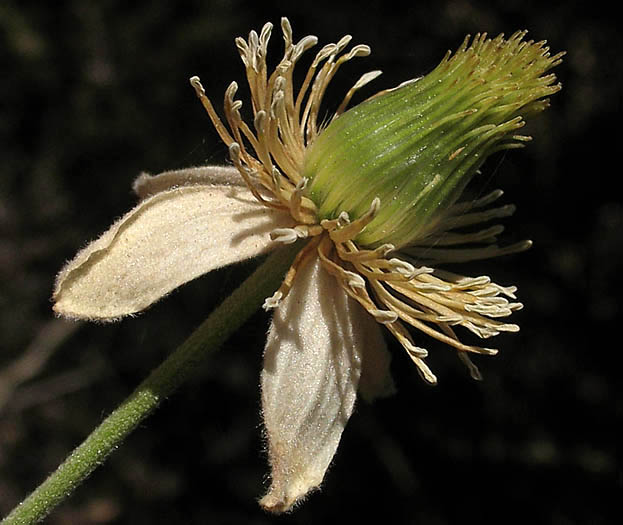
[336,241,395,262]
[329,197,380,244]
[353,259,429,283]
[343,270,366,290]
[408,353,437,384]
[458,351,483,381]
[454,276,492,288]
[280,17,293,49]
[303,34,373,141]
[370,309,399,324]
[388,258,417,279]
[446,189,504,216]
[292,36,318,62]
[464,301,523,317]
[263,291,283,310]
[413,281,453,291]
[320,211,350,232]
[383,322,434,384]
[189,76,235,146]
[252,110,278,175]
[288,178,308,222]
[335,34,353,53]
[417,224,505,246]
[441,204,517,230]
[482,283,518,299]
[436,314,463,323]
[270,228,306,244]
[224,82,255,164]
[317,236,401,328]
[270,224,324,245]
[259,22,273,58]
[235,37,251,68]
[405,239,531,264]
[380,278,506,356]
[295,43,336,126]
[379,314,427,359]
[263,235,322,310]
[228,143,282,209]
[335,70,383,116]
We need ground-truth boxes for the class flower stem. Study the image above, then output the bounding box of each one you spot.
[2,244,300,525]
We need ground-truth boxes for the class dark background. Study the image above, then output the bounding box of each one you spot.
[1,1,621,524]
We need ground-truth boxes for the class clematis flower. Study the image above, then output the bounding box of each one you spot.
[53,19,562,513]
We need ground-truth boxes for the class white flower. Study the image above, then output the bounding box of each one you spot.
[53,19,562,513]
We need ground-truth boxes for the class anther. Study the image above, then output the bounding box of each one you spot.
[263,291,283,310]
[334,35,353,54]
[270,166,282,191]
[225,81,238,101]
[371,309,398,324]
[404,341,429,359]
[378,244,395,256]
[270,228,302,244]
[280,17,292,45]
[369,197,381,215]
[346,44,371,59]
[293,36,319,61]
[337,211,350,225]
[274,76,286,92]
[189,76,205,95]
[259,22,273,55]
[270,90,285,118]
[389,258,417,279]
[344,271,366,290]
[313,44,337,67]
[228,142,241,163]
[436,314,463,323]
[335,70,383,116]
[329,197,380,244]
[289,178,309,223]
[249,30,259,49]
[412,266,434,276]
[254,110,267,133]
[234,37,250,59]
[414,281,452,291]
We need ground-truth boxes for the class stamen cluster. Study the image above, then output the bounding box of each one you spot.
[190,18,562,382]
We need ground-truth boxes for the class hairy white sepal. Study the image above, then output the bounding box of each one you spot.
[53,184,292,321]
[260,258,387,513]
[133,165,244,199]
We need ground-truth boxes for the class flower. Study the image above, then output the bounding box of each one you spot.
[53,19,562,513]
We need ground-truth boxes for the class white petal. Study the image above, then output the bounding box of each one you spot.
[133,165,244,199]
[53,184,292,321]
[260,257,371,513]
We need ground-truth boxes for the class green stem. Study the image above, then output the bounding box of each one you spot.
[2,244,300,525]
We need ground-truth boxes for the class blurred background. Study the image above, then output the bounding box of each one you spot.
[1,1,620,523]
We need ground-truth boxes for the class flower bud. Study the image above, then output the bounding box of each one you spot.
[305,31,563,249]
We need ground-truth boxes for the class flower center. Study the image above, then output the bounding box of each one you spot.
[189,18,561,383]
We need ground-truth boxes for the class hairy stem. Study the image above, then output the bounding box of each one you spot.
[2,244,300,525]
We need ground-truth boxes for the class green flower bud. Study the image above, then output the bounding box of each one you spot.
[305,31,563,249]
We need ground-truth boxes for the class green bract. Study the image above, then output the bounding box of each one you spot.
[305,31,563,248]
